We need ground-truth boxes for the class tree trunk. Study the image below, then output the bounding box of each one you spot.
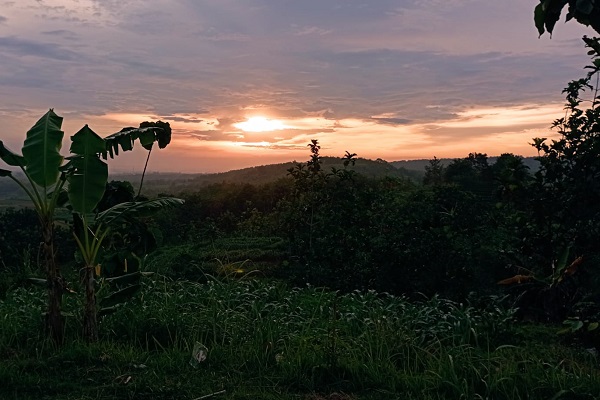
[42,218,64,345]
[82,264,98,342]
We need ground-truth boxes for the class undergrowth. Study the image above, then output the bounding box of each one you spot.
[0,276,598,399]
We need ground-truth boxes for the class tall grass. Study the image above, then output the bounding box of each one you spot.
[0,276,598,399]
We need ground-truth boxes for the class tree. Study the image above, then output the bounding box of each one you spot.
[523,37,600,304]
[535,0,600,36]
[444,154,493,196]
[0,109,177,343]
[491,153,531,203]
[423,157,445,186]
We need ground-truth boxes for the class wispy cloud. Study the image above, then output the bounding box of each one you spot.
[0,36,80,60]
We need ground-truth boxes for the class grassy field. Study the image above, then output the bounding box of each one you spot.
[1,275,598,400]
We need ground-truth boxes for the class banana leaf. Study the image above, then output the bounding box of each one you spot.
[22,109,64,189]
[0,140,25,166]
[103,271,153,286]
[96,197,184,225]
[66,125,108,214]
[102,127,163,159]
[99,284,141,308]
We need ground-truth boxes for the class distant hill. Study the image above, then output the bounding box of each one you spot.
[0,155,540,204]
[112,157,422,195]
[0,173,30,207]
[1,157,417,204]
[390,156,540,172]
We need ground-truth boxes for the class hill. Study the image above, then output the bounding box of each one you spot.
[112,157,423,195]
[390,156,540,172]
[1,156,542,204]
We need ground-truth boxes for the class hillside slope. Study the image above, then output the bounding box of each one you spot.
[114,157,422,195]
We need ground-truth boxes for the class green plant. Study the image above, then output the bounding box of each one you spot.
[0,109,174,343]
[499,247,584,321]
[74,196,183,341]
[510,38,600,319]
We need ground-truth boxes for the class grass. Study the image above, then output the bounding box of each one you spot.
[146,237,287,281]
[1,276,599,399]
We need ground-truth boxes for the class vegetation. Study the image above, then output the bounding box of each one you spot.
[535,0,600,36]
[2,277,599,400]
[0,110,181,343]
[4,16,600,400]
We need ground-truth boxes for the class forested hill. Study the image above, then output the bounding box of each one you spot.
[391,156,540,172]
[0,156,538,202]
[193,156,423,184]
[107,156,423,195]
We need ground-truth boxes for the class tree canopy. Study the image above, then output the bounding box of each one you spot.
[535,0,600,36]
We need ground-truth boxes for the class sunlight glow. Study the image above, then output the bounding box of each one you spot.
[89,103,565,173]
[234,117,290,132]
[435,104,563,128]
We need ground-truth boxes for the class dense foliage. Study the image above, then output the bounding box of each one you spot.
[535,0,600,36]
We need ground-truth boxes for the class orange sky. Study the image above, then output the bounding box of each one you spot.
[50,103,563,173]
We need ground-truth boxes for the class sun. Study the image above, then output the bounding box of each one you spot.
[234,116,289,132]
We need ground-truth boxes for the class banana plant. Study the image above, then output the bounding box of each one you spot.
[63,121,181,342]
[70,195,183,340]
[0,110,68,343]
[0,109,175,343]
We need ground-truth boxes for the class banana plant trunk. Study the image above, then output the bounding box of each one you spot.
[82,264,98,342]
[42,217,65,344]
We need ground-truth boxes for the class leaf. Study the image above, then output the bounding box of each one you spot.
[66,125,109,214]
[52,189,70,208]
[561,255,583,278]
[99,284,141,308]
[541,0,568,36]
[139,121,171,149]
[27,277,47,287]
[556,246,571,271]
[0,140,25,166]
[70,124,105,157]
[96,197,184,225]
[588,322,599,331]
[497,274,534,285]
[138,129,155,151]
[103,127,162,159]
[21,109,64,188]
[550,389,572,400]
[98,305,120,317]
[103,271,152,286]
[576,0,594,15]
[535,3,547,36]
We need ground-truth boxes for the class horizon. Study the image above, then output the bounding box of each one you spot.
[106,153,538,176]
[0,1,593,174]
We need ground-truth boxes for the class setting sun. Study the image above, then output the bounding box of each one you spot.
[234,116,290,132]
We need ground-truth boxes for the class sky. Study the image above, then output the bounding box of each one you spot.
[0,0,595,173]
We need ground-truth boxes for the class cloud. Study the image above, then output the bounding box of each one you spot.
[0,15,7,24]
[41,29,79,40]
[161,115,208,124]
[0,36,80,60]
[371,117,413,126]
[293,26,332,36]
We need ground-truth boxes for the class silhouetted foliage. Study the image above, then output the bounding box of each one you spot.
[423,157,445,186]
[535,1,600,36]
